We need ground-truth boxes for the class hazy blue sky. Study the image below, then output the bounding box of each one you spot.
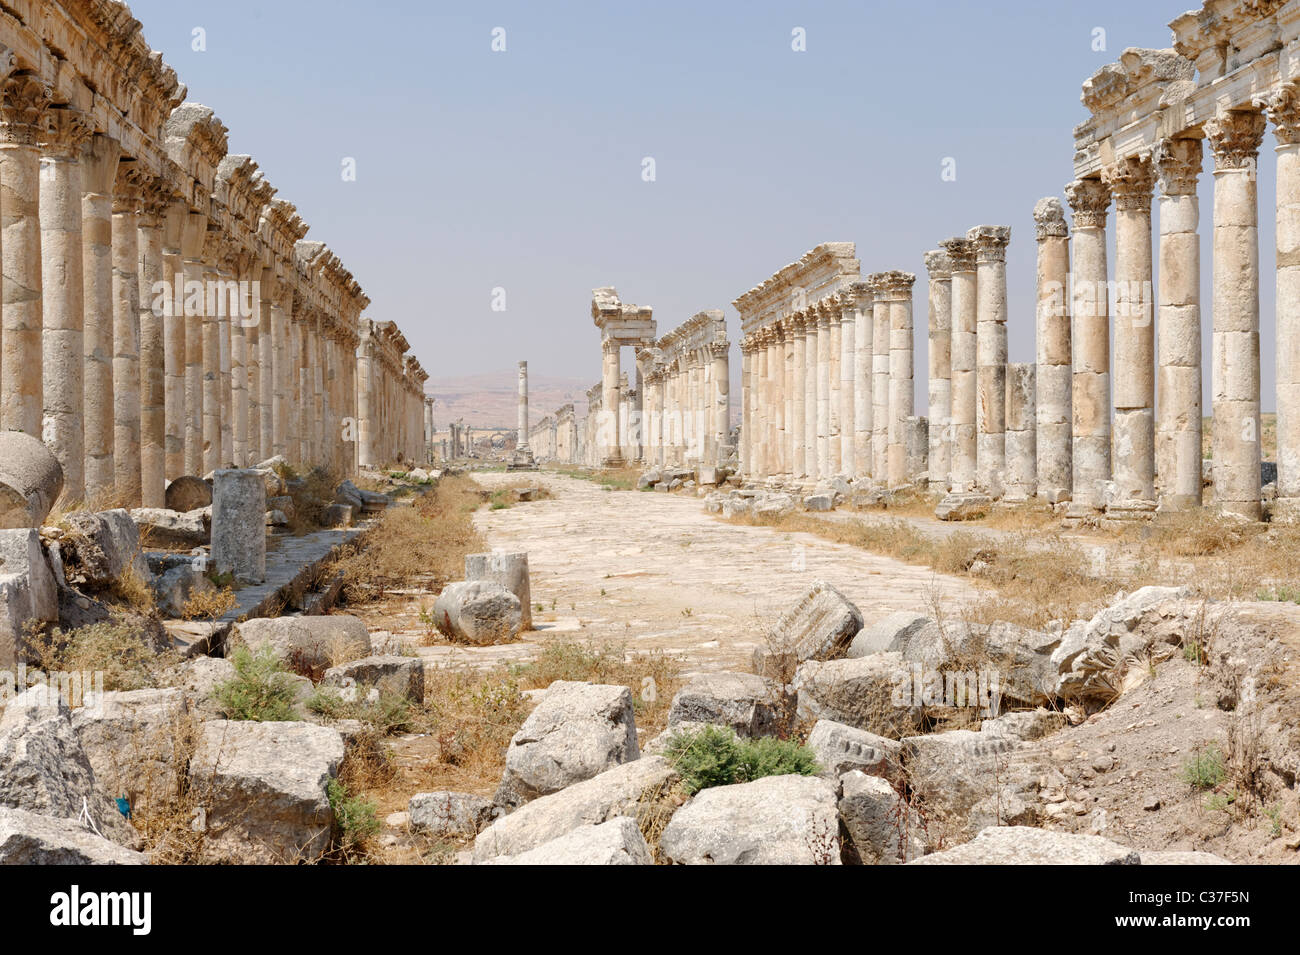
[129,1,1280,411]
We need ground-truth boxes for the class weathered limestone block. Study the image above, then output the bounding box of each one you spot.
[152,562,215,618]
[889,618,1059,707]
[433,580,521,645]
[322,654,425,703]
[901,730,1022,824]
[191,720,345,864]
[164,475,212,512]
[465,551,532,632]
[229,615,372,672]
[0,528,58,668]
[771,579,864,663]
[847,610,929,658]
[0,432,64,529]
[980,708,1068,742]
[0,690,136,846]
[792,653,920,738]
[805,719,902,780]
[0,807,146,864]
[408,791,495,839]
[496,681,639,807]
[176,655,236,720]
[129,507,209,547]
[70,688,188,815]
[473,756,678,862]
[934,491,991,521]
[665,672,793,737]
[659,774,841,865]
[804,492,834,511]
[211,469,266,585]
[62,509,149,588]
[484,817,652,865]
[1141,850,1234,865]
[908,826,1140,865]
[839,770,926,864]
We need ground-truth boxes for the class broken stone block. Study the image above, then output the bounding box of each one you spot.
[0,528,59,668]
[847,611,930,658]
[323,503,353,527]
[71,688,189,816]
[62,509,150,588]
[433,580,521,646]
[473,757,678,862]
[191,719,345,864]
[409,791,495,839]
[900,729,1022,825]
[805,719,902,780]
[152,561,216,618]
[803,493,834,512]
[322,654,425,703]
[839,770,927,864]
[0,807,146,864]
[496,681,639,808]
[793,653,919,738]
[908,826,1140,865]
[980,708,1068,742]
[129,506,210,548]
[772,579,864,663]
[211,469,267,585]
[0,431,64,529]
[659,774,841,865]
[465,551,531,632]
[164,475,212,512]
[934,492,991,521]
[665,671,792,737]
[229,615,372,672]
[484,817,651,866]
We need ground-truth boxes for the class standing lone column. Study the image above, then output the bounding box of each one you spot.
[1103,156,1158,514]
[81,133,120,501]
[517,360,530,452]
[112,164,144,502]
[1153,138,1204,512]
[39,108,93,504]
[1033,197,1073,503]
[1065,178,1112,515]
[969,225,1011,496]
[924,251,953,492]
[0,73,51,439]
[940,239,977,493]
[1205,110,1267,521]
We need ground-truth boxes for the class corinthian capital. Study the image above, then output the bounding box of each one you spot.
[923,249,953,280]
[0,73,52,146]
[39,106,94,158]
[1254,80,1300,146]
[1101,155,1157,212]
[967,225,1011,262]
[938,236,976,272]
[1064,178,1111,230]
[1203,110,1266,169]
[1153,137,1202,196]
[1033,197,1068,240]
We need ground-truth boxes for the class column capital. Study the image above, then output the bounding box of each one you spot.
[967,225,1011,261]
[707,341,729,360]
[1033,196,1068,239]
[938,236,976,271]
[1065,177,1111,230]
[602,337,620,356]
[138,176,175,226]
[1204,109,1266,169]
[1254,80,1300,145]
[841,280,873,309]
[868,270,917,299]
[923,249,953,280]
[39,106,94,159]
[1102,155,1157,211]
[1153,137,1203,196]
[0,72,51,146]
[113,162,148,212]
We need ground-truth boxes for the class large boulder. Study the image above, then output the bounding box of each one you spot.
[465,552,532,633]
[228,615,371,673]
[805,719,902,780]
[496,681,639,807]
[770,580,864,663]
[70,688,189,816]
[0,431,63,528]
[433,580,521,646]
[408,791,495,839]
[472,757,678,863]
[62,509,149,588]
[484,817,651,866]
[839,770,926,864]
[659,774,841,865]
[665,672,792,738]
[0,528,58,669]
[164,475,212,513]
[908,826,1140,865]
[0,689,136,846]
[0,807,146,864]
[792,653,921,738]
[191,720,345,864]
[322,655,425,703]
[130,507,209,548]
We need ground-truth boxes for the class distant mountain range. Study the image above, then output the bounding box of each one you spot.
[429,370,591,430]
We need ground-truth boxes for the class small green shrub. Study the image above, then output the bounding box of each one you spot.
[1182,744,1226,791]
[305,686,413,735]
[328,778,379,856]
[215,646,301,721]
[664,725,820,795]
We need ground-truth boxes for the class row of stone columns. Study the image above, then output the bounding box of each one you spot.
[642,342,729,469]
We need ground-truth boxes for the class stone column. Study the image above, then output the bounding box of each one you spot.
[201,231,222,473]
[924,251,953,492]
[869,284,890,482]
[296,309,310,464]
[160,201,187,480]
[1257,88,1300,520]
[753,335,768,476]
[271,289,289,459]
[1065,178,1112,514]
[181,215,206,474]
[1033,197,1072,503]
[969,225,1010,495]
[258,268,275,461]
[218,252,236,466]
[851,284,872,479]
[0,74,50,439]
[815,306,832,480]
[517,360,529,451]
[879,271,917,487]
[940,239,977,492]
[211,469,266,584]
[1206,110,1266,520]
[81,134,120,500]
[710,341,729,467]
[1005,363,1037,501]
[769,331,784,475]
[838,297,856,477]
[803,309,817,480]
[739,340,751,476]
[136,182,168,507]
[38,108,92,503]
[828,308,842,475]
[782,321,794,478]
[230,268,249,468]
[791,316,807,479]
[111,165,144,502]
[601,338,623,466]
[1103,156,1158,514]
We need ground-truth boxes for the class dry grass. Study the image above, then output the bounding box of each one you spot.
[108,564,156,615]
[26,619,179,692]
[180,585,238,622]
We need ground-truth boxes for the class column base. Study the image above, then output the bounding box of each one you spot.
[602,454,626,469]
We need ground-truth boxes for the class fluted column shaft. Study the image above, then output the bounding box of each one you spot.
[739,342,751,475]
[815,309,831,479]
